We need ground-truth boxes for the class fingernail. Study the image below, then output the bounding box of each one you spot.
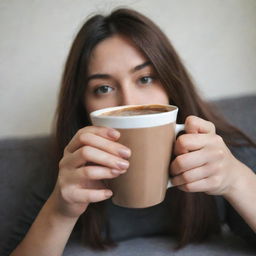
[108,129,120,139]
[105,190,113,197]
[112,169,127,175]
[117,160,129,170]
[118,148,131,159]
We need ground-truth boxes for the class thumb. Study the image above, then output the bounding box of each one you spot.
[185,115,216,134]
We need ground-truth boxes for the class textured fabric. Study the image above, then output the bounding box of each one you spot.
[63,235,256,256]
[213,95,256,141]
[1,95,256,256]
[0,136,56,254]
[104,187,173,242]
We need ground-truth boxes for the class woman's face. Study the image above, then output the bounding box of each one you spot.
[84,35,169,114]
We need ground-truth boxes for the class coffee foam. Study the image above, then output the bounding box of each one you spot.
[100,105,170,116]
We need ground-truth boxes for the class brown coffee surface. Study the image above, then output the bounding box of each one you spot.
[106,123,175,208]
[100,104,174,117]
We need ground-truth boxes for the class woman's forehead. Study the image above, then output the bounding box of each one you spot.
[88,35,149,74]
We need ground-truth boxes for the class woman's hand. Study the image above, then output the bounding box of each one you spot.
[51,126,131,218]
[170,116,247,196]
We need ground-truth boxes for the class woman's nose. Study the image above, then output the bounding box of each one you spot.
[119,89,139,106]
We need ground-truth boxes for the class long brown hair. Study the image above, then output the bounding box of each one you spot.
[53,8,255,250]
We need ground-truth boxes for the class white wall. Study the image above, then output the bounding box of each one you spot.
[1,0,256,138]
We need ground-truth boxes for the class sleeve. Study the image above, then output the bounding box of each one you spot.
[225,145,256,247]
[0,169,54,256]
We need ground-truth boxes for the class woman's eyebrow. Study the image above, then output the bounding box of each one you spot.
[87,74,111,82]
[132,61,152,73]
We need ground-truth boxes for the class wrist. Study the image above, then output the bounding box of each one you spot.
[223,162,255,201]
[221,162,256,232]
[46,190,82,223]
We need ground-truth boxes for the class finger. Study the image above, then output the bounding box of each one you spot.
[64,146,130,170]
[70,188,113,204]
[69,132,131,160]
[66,126,121,153]
[177,178,210,193]
[171,165,211,186]
[185,116,216,134]
[71,166,127,185]
[174,133,212,155]
[170,149,208,176]
[63,172,105,190]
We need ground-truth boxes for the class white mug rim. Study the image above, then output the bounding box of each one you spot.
[90,104,179,129]
[90,104,177,118]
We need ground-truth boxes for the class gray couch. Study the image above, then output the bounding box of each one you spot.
[1,95,256,256]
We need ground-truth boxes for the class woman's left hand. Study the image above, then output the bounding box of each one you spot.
[170,115,245,196]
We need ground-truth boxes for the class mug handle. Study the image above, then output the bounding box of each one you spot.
[167,123,185,189]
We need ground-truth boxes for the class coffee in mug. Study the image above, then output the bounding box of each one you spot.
[90,104,184,208]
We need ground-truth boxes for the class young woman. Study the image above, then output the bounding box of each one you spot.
[8,8,256,256]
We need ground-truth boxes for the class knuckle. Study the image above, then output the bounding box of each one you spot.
[175,155,185,170]
[70,188,80,202]
[77,128,84,137]
[186,115,197,127]
[174,136,190,155]
[182,172,190,183]
[77,133,85,144]
[177,135,187,149]
[58,158,65,169]
[81,166,89,179]
[208,121,216,132]
[186,115,194,123]
[216,148,225,159]
[81,146,91,159]
[63,146,69,154]
[214,135,224,144]
[60,186,72,203]
[57,173,65,188]
[79,132,92,145]
[77,127,90,137]
[82,166,96,180]
[183,183,191,192]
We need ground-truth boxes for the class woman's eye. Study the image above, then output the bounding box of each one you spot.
[94,85,114,95]
[139,76,154,85]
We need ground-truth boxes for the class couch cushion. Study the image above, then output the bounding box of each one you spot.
[63,234,256,256]
[213,94,256,140]
[0,136,55,249]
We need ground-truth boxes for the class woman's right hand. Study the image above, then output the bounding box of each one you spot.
[51,126,131,218]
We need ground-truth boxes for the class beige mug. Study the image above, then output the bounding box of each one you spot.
[90,104,184,208]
